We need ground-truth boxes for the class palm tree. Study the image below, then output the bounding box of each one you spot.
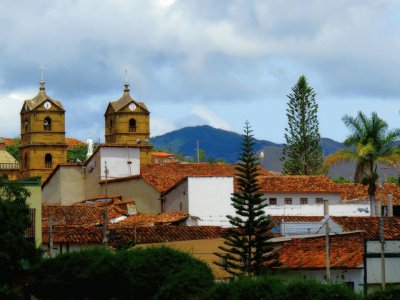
[324,111,400,216]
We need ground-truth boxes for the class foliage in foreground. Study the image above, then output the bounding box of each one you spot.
[0,178,41,288]
[29,246,214,300]
[208,276,361,300]
[366,286,400,300]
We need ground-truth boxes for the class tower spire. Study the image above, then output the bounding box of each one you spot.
[39,64,45,91]
[124,69,130,93]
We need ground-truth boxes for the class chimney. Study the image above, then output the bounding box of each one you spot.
[323,199,329,217]
[387,194,393,217]
[375,200,382,217]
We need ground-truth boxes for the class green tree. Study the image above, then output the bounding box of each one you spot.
[324,111,400,215]
[4,138,21,162]
[331,176,353,183]
[281,75,323,175]
[214,122,276,276]
[67,144,88,162]
[0,178,40,294]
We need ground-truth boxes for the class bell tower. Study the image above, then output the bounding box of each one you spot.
[20,73,68,181]
[104,80,152,163]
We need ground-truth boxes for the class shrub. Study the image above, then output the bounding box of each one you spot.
[366,286,400,300]
[208,275,286,300]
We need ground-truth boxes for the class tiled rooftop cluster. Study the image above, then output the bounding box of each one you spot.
[269,232,364,270]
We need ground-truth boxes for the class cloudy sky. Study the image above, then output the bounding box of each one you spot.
[1,0,400,143]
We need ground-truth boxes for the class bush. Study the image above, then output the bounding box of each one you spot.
[366,286,400,300]
[208,275,286,300]
[285,279,361,300]
[114,246,214,300]
[29,246,214,300]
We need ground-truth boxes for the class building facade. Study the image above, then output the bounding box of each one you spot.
[19,80,67,181]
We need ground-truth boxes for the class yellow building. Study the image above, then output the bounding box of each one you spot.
[104,82,152,163]
[19,80,68,182]
[15,177,42,247]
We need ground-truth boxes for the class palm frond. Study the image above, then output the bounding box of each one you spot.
[323,149,358,168]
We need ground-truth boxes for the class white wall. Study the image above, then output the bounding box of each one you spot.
[265,203,371,216]
[100,147,140,179]
[187,176,234,226]
[164,180,188,212]
[264,193,341,206]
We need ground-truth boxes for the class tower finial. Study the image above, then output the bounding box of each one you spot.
[39,64,45,91]
[124,69,130,93]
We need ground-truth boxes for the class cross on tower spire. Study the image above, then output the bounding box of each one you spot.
[39,64,45,91]
[124,69,130,93]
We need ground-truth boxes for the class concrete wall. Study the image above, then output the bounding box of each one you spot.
[60,166,85,205]
[188,177,234,226]
[99,147,140,180]
[264,203,372,216]
[100,178,161,214]
[84,151,103,199]
[42,167,61,205]
[164,180,188,212]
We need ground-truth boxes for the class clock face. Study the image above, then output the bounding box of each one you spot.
[44,101,52,110]
[128,103,136,111]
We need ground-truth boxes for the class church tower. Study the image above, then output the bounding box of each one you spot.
[104,81,152,163]
[20,76,68,181]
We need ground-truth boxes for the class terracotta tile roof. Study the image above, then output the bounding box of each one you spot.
[65,138,85,149]
[42,225,226,245]
[270,216,324,224]
[151,152,174,157]
[258,175,338,194]
[42,205,124,226]
[0,138,14,147]
[140,163,272,193]
[115,212,189,226]
[331,216,400,240]
[268,233,364,270]
[336,183,400,205]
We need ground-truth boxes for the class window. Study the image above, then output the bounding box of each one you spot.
[284,198,292,205]
[300,198,308,205]
[24,154,29,170]
[44,117,51,131]
[45,153,52,168]
[129,118,136,132]
[316,198,323,204]
[24,119,28,132]
[269,198,277,205]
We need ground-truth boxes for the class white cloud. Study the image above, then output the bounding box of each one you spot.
[151,116,176,137]
[0,90,33,138]
[190,105,232,130]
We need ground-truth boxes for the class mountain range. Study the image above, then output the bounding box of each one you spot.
[150,125,355,177]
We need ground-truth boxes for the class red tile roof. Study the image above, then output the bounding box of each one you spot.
[42,225,226,245]
[268,233,364,270]
[42,205,124,226]
[139,163,272,193]
[336,183,400,205]
[115,212,189,226]
[151,152,174,157]
[331,216,400,240]
[65,138,85,149]
[258,175,338,194]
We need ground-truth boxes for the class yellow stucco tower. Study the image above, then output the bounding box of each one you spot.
[20,79,68,181]
[104,82,152,163]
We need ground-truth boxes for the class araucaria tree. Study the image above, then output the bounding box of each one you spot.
[281,75,323,175]
[214,122,276,276]
[324,112,400,215]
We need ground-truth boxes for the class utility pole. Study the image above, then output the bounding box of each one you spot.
[103,207,108,246]
[196,140,200,163]
[104,161,109,197]
[49,213,54,258]
[324,199,331,281]
[380,196,386,290]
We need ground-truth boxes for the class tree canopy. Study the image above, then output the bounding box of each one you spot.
[324,111,400,215]
[281,75,323,175]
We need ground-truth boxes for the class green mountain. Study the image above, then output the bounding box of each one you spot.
[150,125,343,165]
